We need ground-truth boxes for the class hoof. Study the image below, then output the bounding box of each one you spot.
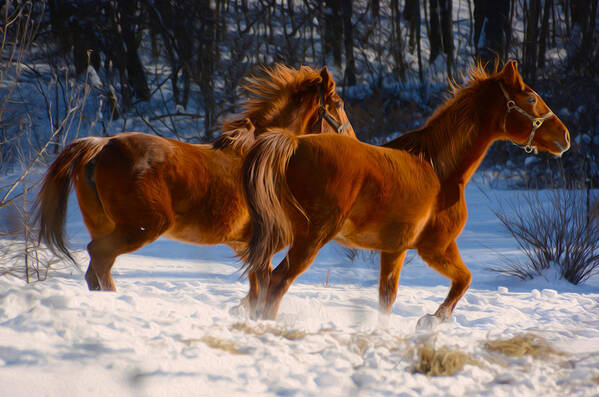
[377,310,391,329]
[229,296,251,317]
[416,313,442,331]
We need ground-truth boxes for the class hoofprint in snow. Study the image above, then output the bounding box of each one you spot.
[1,184,598,397]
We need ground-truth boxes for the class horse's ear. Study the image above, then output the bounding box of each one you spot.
[500,60,525,91]
[320,66,335,94]
[241,117,255,135]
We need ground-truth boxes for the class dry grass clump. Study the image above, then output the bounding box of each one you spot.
[329,332,409,358]
[483,333,564,359]
[183,336,251,355]
[230,322,307,340]
[412,343,479,376]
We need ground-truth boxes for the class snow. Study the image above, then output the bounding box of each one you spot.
[1,184,599,396]
[3,2,596,392]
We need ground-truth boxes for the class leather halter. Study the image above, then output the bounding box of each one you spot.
[499,82,554,153]
[316,88,350,134]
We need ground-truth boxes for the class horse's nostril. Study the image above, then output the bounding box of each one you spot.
[565,130,570,145]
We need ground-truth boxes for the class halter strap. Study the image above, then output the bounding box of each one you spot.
[316,87,350,134]
[499,82,554,153]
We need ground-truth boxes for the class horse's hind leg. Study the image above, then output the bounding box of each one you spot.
[378,250,407,313]
[416,241,472,329]
[74,170,114,291]
[86,223,169,291]
[86,238,118,291]
[85,265,102,290]
[262,235,331,320]
[247,261,272,319]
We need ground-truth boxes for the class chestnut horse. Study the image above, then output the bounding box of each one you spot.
[242,61,570,327]
[35,65,355,303]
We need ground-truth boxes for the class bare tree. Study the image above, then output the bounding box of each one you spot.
[1,1,91,281]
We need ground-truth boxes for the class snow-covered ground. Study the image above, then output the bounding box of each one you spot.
[1,183,598,396]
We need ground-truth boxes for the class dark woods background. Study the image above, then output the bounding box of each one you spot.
[2,0,599,187]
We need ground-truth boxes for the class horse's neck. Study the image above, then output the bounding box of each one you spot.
[384,88,500,185]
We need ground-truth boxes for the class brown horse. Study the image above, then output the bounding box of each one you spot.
[242,61,570,327]
[35,65,355,306]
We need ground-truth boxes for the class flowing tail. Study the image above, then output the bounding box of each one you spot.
[35,137,108,264]
[241,129,302,276]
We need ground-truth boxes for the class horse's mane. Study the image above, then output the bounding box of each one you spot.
[211,117,257,154]
[213,64,322,154]
[384,63,498,181]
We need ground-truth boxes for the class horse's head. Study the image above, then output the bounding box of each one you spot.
[307,66,356,138]
[498,60,570,156]
[220,64,356,155]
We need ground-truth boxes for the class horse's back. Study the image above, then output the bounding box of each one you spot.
[290,134,439,200]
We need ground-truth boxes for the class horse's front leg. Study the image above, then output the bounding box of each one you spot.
[416,241,472,330]
[378,250,408,313]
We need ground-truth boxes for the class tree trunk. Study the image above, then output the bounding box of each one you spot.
[119,0,151,101]
[429,0,442,63]
[371,0,380,19]
[569,0,599,72]
[474,0,511,67]
[198,0,216,139]
[523,0,541,82]
[391,0,407,79]
[341,0,356,86]
[537,0,553,69]
[439,0,453,78]
[404,0,420,53]
[322,0,343,66]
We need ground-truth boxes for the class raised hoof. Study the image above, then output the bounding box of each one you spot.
[416,313,443,331]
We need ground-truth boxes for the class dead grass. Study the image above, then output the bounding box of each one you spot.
[412,343,480,376]
[230,322,308,340]
[183,336,252,355]
[322,269,331,287]
[483,333,564,359]
[329,332,409,359]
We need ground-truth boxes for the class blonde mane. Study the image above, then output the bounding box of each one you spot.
[214,64,323,154]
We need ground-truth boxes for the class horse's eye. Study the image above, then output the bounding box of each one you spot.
[336,101,343,109]
[527,97,537,104]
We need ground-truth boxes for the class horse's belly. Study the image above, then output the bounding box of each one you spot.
[335,225,383,249]
[164,213,249,246]
[336,210,431,251]
[163,227,218,245]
